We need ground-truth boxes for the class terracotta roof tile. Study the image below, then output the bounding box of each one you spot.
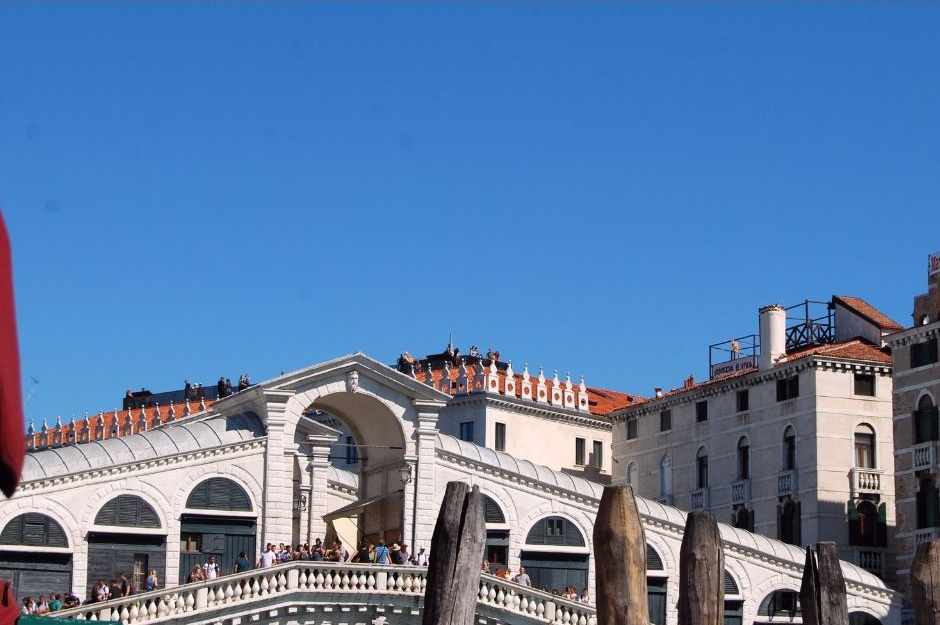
[415,362,641,417]
[833,295,903,332]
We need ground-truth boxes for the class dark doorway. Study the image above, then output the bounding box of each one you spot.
[178,515,256,583]
[86,533,165,597]
[519,552,588,594]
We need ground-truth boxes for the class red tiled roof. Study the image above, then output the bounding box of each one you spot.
[624,338,891,408]
[833,295,903,332]
[26,400,216,449]
[417,363,642,417]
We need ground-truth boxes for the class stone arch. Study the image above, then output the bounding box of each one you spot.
[81,479,172,532]
[643,529,677,577]
[518,503,592,551]
[782,422,798,470]
[472,481,518,529]
[916,389,935,410]
[747,575,801,622]
[0,499,78,551]
[173,465,263,516]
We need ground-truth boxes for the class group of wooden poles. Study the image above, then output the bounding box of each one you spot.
[422,482,940,625]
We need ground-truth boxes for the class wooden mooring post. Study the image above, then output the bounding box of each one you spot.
[422,481,486,625]
[593,485,649,625]
[911,540,940,625]
[676,511,724,625]
[799,542,848,625]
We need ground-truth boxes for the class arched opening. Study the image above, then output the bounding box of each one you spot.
[917,476,940,529]
[0,513,71,601]
[696,447,709,489]
[724,570,743,625]
[849,500,881,548]
[757,589,800,623]
[783,426,797,471]
[778,499,801,546]
[482,495,509,575]
[305,391,409,547]
[854,424,876,469]
[849,613,882,625]
[732,506,754,532]
[915,394,938,444]
[737,437,750,481]
[521,516,588,593]
[88,495,165,597]
[646,543,667,625]
[179,477,256,584]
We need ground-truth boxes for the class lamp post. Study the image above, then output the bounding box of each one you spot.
[399,462,413,545]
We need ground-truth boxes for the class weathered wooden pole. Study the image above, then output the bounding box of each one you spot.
[911,540,940,625]
[593,485,649,625]
[422,481,486,625]
[676,511,724,625]
[800,542,848,625]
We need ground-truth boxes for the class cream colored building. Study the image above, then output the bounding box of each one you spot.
[610,297,899,584]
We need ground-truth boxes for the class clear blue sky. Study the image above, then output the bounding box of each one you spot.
[4,2,939,424]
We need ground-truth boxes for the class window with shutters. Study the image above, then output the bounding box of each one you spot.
[724,570,740,596]
[0,513,68,547]
[854,424,876,469]
[849,500,880,547]
[778,499,801,546]
[777,376,799,402]
[494,423,506,452]
[483,495,506,524]
[525,516,585,546]
[759,590,801,619]
[94,495,161,528]
[591,440,604,469]
[575,437,586,466]
[854,373,875,397]
[911,338,939,369]
[645,544,664,571]
[186,478,252,511]
[915,395,939,444]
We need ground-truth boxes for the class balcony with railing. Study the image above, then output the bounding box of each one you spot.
[915,528,940,547]
[850,468,884,497]
[854,548,886,579]
[778,470,797,496]
[689,487,709,511]
[913,441,940,471]
[730,480,750,504]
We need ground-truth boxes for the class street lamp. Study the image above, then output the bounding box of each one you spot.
[399,463,413,485]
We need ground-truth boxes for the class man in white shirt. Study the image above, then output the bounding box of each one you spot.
[415,547,428,566]
[203,556,221,580]
[513,566,531,587]
[259,544,276,568]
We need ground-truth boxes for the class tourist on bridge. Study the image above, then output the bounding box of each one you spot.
[146,569,159,591]
[374,540,390,564]
[234,551,253,573]
[203,555,221,580]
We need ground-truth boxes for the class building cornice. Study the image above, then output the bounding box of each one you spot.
[887,322,940,347]
[16,438,267,494]
[611,356,891,421]
[446,393,612,432]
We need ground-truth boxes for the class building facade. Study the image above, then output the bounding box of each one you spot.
[610,297,899,584]
[2,351,902,624]
[889,258,940,605]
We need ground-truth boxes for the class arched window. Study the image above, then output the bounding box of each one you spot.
[854,424,876,469]
[778,499,801,546]
[696,447,709,489]
[482,495,505,524]
[0,513,68,547]
[915,395,938,444]
[627,462,638,490]
[94,495,160,528]
[783,426,796,471]
[918,476,940,529]
[850,500,880,547]
[645,543,664,571]
[186,478,252,511]
[733,506,754,532]
[525,516,585,547]
[849,613,883,625]
[724,570,740,596]
[758,590,800,620]
[737,437,750,480]
[660,455,673,498]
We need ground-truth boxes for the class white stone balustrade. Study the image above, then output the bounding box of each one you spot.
[52,561,595,625]
[850,468,884,497]
[689,487,709,511]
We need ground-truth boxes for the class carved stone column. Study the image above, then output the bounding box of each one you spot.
[262,390,295,546]
[411,400,446,551]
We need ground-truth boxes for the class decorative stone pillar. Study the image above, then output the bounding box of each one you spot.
[410,400,446,551]
[307,433,335,542]
[262,390,295,546]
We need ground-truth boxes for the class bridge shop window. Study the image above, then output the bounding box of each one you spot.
[95,495,161,528]
[757,589,801,623]
[186,477,252,511]
[0,514,72,602]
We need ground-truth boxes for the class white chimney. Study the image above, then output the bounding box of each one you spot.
[759,304,787,370]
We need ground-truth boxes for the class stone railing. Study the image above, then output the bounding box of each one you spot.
[778,470,797,496]
[53,561,596,625]
[854,549,885,579]
[914,528,940,547]
[912,442,939,471]
[730,480,749,504]
[850,468,884,497]
[689,487,709,511]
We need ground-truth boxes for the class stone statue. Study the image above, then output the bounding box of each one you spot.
[345,370,359,393]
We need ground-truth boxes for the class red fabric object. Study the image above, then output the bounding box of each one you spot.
[0,579,19,625]
[0,211,23,499]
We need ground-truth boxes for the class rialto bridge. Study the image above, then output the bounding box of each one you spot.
[2,353,900,624]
